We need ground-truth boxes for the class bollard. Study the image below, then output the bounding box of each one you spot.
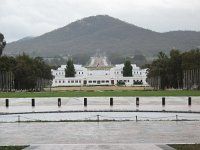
[188,97,192,106]
[110,97,113,106]
[84,98,87,107]
[136,97,139,106]
[32,98,35,107]
[97,115,100,122]
[18,115,20,122]
[162,97,165,106]
[5,99,9,107]
[58,98,61,107]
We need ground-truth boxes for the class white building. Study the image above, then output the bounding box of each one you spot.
[51,57,148,87]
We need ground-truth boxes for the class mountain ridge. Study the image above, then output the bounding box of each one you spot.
[4,15,200,57]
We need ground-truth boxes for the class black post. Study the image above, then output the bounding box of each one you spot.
[5,99,9,107]
[97,115,100,122]
[176,115,178,121]
[18,115,20,122]
[136,97,139,107]
[162,97,165,106]
[110,97,113,106]
[84,98,87,107]
[32,98,35,107]
[188,97,192,106]
[58,98,61,107]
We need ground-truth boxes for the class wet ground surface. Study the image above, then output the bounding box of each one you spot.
[1,97,199,149]
[23,144,175,150]
[0,121,199,145]
[0,97,200,113]
[1,111,200,122]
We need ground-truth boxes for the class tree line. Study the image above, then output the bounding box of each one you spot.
[147,49,200,90]
[0,54,52,91]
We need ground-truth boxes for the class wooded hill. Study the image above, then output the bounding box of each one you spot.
[4,15,200,62]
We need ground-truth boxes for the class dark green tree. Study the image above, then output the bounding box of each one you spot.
[147,51,169,89]
[168,49,182,88]
[123,60,132,77]
[65,60,76,77]
[0,33,6,56]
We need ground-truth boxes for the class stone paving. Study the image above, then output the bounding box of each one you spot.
[23,144,176,150]
[0,122,199,145]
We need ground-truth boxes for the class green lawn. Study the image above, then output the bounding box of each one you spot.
[0,90,200,98]
[169,144,200,150]
[0,146,28,150]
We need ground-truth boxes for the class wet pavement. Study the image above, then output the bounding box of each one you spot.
[0,121,200,145]
[0,97,200,149]
[1,111,200,122]
[23,144,176,150]
[0,97,200,113]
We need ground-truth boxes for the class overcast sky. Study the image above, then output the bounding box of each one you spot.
[0,0,200,42]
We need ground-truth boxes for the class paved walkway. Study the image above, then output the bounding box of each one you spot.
[23,144,175,150]
[1,122,199,145]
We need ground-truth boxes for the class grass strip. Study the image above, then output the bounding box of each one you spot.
[0,90,200,98]
[0,146,28,150]
[169,144,200,150]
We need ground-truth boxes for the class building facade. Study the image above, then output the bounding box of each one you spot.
[51,61,148,87]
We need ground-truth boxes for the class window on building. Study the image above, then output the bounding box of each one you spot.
[59,80,61,83]
[89,80,92,83]
[106,80,109,83]
[68,81,70,83]
[140,72,142,75]
[82,72,83,74]
[79,80,81,83]
[93,81,96,83]
[75,80,78,83]
[71,80,74,83]
[101,80,105,83]
[55,81,57,83]
[63,80,65,83]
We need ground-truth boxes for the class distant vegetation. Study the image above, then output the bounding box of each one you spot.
[123,60,132,77]
[147,49,200,89]
[0,54,52,91]
[65,60,75,77]
[0,33,6,56]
